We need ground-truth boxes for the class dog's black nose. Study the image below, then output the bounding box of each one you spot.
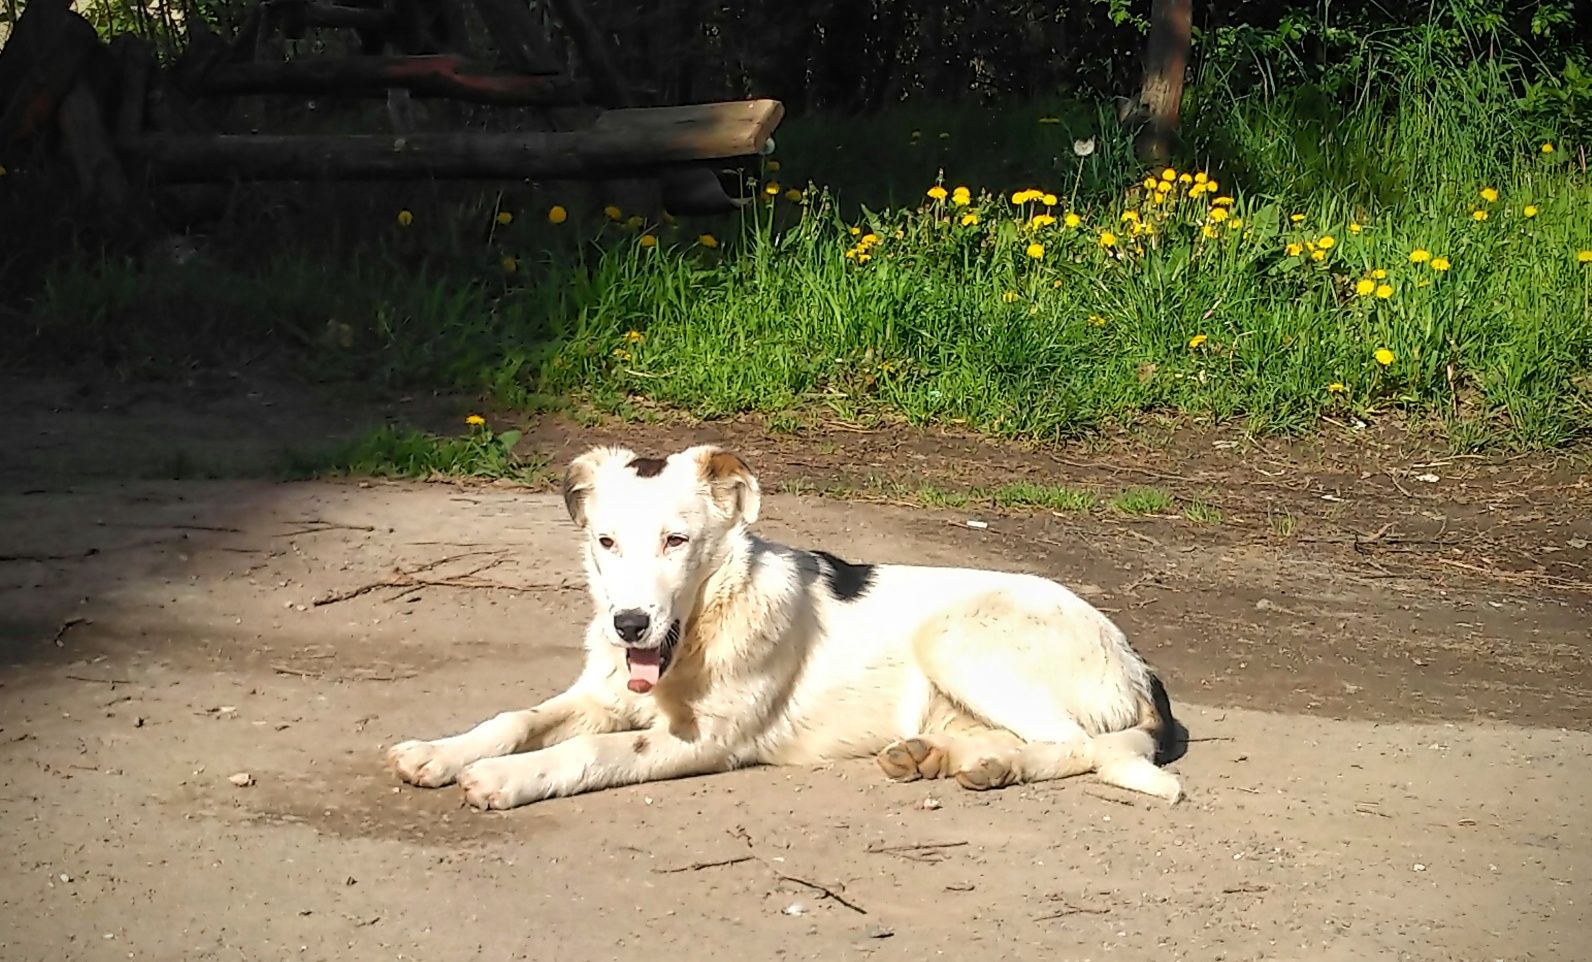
[613,610,651,643]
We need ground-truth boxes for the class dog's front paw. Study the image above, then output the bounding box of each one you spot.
[458,758,541,811]
[387,739,464,788]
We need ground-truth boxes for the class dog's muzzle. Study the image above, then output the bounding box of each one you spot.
[624,620,681,694]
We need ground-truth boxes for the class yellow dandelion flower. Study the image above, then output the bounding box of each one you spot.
[1211,196,1235,207]
[1374,348,1395,365]
[698,233,719,248]
[1087,314,1106,327]
[1208,207,1230,223]
[612,348,633,362]
[764,182,781,196]
[1142,177,1158,191]
[1229,217,1244,229]
[1194,172,1208,184]
[1372,268,1387,279]
[1430,256,1451,271]
[623,330,644,344]
[1317,235,1335,249]
[1540,143,1553,154]
[1310,249,1327,262]
[1375,284,1393,299]
[960,213,980,226]
[1578,250,1592,263]
[952,186,971,206]
[1409,248,1432,263]
[1063,212,1082,228]
[500,256,518,273]
[861,232,880,246]
[1206,179,1219,192]
[1290,213,1305,223]
[1472,209,1488,221]
[547,205,568,224]
[465,414,486,426]
[1200,225,1218,238]
[850,226,861,235]
[1121,210,1140,222]
[1187,182,1206,198]
[1188,334,1208,349]
[766,160,782,172]
[1099,231,1117,248]
[784,188,804,202]
[1178,173,1193,185]
[1158,180,1174,194]
[1285,242,1304,256]
[1030,214,1056,228]
[496,211,513,226]
[1523,205,1539,218]
[396,209,414,227]
[604,205,622,221]
[1349,222,1363,234]
[927,185,949,201]
[1354,278,1376,296]
[638,234,658,248]
[1160,167,1176,181]
[1002,291,1020,303]
[1041,193,1058,206]
[1026,242,1045,259]
[625,215,643,230]
[1327,382,1346,394]
[1480,186,1499,203]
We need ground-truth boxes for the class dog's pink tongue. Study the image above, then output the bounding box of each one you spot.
[626,650,661,693]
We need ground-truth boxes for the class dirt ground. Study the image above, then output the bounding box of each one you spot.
[1,374,1589,962]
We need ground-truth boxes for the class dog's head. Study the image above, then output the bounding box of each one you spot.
[560,444,761,693]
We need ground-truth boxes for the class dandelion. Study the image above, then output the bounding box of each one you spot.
[1063,212,1082,228]
[1072,137,1096,157]
[1229,218,1244,229]
[1011,190,1031,204]
[1375,284,1393,299]
[604,205,622,221]
[1285,242,1304,257]
[1290,213,1305,223]
[1328,382,1346,394]
[766,160,782,172]
[764,182,781,196]
[1578,250,1592,263]
[1480,186,1499,203]
[1374,348,1395,365]
[1099,231,1117,248]
[625,215,644,230]
[465,414,486,426]
[927,185,948,201]
[1524,205,1539,218]
[1030,214,1056,228]
[1087,314,1107,327]
[952,186,972,206]
[639,234,657,248]
[1179,173,1193,185]
[1317,235,1335,249]
[1208,207,1230,223]
[494,211,514,226]
[1160,167,1176,181]
[1200,225,1218,238]
[1211,196,1234,207]
[1041,193,1058,206]
[1372,268,1388,279]
[1121,210,1140,223]
[1310,249,1326,262]
[396,209,414,227]
[547,205,568,224]
[1541,143,1554,154]
[1355,279,1376,296]
[1026,242,1045,259]
[1142,176,1158,191]
[698,233,718,248]
[1002,291,1020,303]
[1349,222,1363,234]
[849,226,861,235]
[862,233,880,246]
[612,348,633,362]
[1188,334,1208,349]
[1431,256,1451,271]
[785,189,804,202]
[501,256,518,273]
[1194,172,1208,184]
[960,213,980,226]
[1472,209,1488,221]
[1409,248,1432,263]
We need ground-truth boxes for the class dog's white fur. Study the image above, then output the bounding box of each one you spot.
[386,443,1184,810]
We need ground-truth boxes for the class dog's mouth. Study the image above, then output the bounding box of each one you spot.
[625,621,681,694]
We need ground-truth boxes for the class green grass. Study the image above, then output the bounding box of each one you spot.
[991,481,1097,513]
[1109,487,1177,516]
[14,59,1592,452]
[1182,499,1225,525]
[288,423,551,484]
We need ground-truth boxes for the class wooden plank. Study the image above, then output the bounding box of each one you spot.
[119,99,786,182]
[194,54,578,105]
[593,99,783,161]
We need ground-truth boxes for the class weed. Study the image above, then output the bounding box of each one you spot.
[1110,487,1176,516]
[991,481,1097,513]
[1183,500,1225,525]
[289,420,550,485]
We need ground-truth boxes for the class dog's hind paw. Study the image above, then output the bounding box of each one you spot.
[386,739,463,788]
[953,754,1018,792]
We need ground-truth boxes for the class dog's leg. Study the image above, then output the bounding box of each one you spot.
[387,688,625,789]
[877,730,1020,782]
[457,730,735,810]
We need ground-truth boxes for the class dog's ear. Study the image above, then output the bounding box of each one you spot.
[562,446,632,527]
[692,446,761,525]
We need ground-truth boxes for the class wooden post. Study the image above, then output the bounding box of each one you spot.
[1133,0,1193,163]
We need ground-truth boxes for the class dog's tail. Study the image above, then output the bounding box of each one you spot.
[1084,671,1185,803]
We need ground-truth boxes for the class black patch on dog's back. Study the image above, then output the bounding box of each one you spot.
[811,549,876,602]
[627,456,667,477]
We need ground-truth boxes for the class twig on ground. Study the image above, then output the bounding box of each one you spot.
[1082,790,1140,807]
[277,520,378,538]
[64,672,134,685]
[726,827,869,915]
[653,855,755,874]
[865,841,968,863]
[1222,884,1270,895]
[1034,903,1110,921]
[50,617,90,646]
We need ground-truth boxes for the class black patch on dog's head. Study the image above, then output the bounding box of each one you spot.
[811,549,876,602]
[627,456,667,477]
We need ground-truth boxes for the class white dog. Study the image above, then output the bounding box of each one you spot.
[386,444,1185,810]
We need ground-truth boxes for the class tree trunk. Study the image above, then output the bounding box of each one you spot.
[1133,0,1192,163]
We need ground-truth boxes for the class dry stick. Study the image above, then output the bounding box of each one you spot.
[1034,903,1111,921]
[276,521,379,538]
[50,617,90,645]
[725,828,869,915]
[652,855,755,874]
[864,841,969,856]
[64,673,135,685]
[311,550,507,605]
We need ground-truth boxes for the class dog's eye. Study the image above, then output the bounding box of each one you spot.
[598,536,616,550]
[664,534,688,549]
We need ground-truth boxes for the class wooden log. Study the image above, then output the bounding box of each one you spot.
[120,98,784,183]
[193,55,578,105]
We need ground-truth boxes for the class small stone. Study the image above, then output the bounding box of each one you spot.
[865,924,895,939]
[228,772,254,787]
[782,902,806,916]
[1413,863,1426,872]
